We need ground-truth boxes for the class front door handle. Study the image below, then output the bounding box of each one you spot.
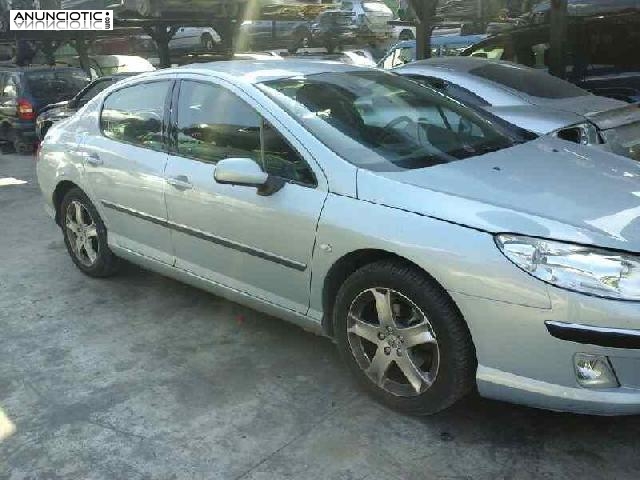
[167,175,193,190]
[77,150,103,166]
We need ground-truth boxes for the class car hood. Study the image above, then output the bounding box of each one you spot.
[533,95,627,117]
[585,102,640,130]
[358,137,640,252]
[486,104,582,134]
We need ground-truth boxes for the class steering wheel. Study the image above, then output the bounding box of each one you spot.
[379,116,419,144]
[385,116,415,131]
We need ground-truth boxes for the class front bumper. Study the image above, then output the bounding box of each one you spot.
[452,288,640,415]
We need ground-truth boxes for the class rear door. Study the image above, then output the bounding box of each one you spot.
[164,77,328,313]
[81,79,175,265]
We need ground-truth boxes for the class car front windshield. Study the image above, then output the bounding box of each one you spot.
[257,70,533,172]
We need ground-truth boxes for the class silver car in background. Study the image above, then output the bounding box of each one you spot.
[37,60,640,416]
[396,57,640,161]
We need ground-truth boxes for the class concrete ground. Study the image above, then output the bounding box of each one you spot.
[1,152,640,480]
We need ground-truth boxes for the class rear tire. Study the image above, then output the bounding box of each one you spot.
[60,188,119,278]
[334,260,476,415]
[201,33,215,51]
[14,139,33,155]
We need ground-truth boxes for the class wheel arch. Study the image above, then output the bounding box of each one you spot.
[321,248,455,338]
[52,180,81,225]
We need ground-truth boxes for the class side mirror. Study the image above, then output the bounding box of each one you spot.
[214,157,285,196]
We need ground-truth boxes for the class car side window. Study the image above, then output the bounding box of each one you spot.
[262,120,315,186]
[177,80,316,186]
[101,81,170,151]
[176,80,262,165]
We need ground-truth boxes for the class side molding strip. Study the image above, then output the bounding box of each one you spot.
[101,200,307,271]
[545,321,640,349]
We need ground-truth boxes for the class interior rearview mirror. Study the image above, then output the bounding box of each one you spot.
[214,158,285,196]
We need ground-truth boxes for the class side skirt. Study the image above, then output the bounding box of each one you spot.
[111,245,325,337]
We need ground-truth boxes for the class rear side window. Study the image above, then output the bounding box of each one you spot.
[469,63,589,99]
[101,81,170,151]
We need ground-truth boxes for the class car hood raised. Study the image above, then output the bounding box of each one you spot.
[358,137,640,252]
[486,104,583,134]
[533,94,627,117]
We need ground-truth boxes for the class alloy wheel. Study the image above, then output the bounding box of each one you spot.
[347,287,440,397]
[65,200,99,267]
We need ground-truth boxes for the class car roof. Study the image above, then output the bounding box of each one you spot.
[170,59,368,84]
[408,56,527,73]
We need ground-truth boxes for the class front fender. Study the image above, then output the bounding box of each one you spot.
[309,193,551,321]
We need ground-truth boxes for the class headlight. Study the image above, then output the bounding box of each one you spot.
[495,234,640,300]
[554,122,601,145]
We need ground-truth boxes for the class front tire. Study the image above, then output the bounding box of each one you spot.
[334,260,476,415]
[60,188,119,277]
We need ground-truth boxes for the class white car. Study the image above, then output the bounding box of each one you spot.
[396,57,640,161]
[69,55,155,79]
[37,60,640,416]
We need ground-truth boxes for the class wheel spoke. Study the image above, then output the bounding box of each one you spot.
[348,314,381,345]
[73,201,84,225]
[83,241,97,264]
[75,237,84,256]
[396,355,430,394]
[85,224,98,239]
[372,289,395,328]
[66,220,80,235]
[400,323,437,348]
[366,348,392,387]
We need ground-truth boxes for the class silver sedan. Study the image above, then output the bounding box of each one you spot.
[395,57,640,161]
[37,60,640,415]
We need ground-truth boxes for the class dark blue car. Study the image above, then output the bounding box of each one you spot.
[0,66,89,154]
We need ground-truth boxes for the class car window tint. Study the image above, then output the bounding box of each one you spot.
[101,81,169,151]
[470,63,589,98]
[262,121,315,186]
[176,81,261,165]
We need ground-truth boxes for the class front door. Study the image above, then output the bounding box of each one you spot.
[164,78,327,313]
[81,79,174,265]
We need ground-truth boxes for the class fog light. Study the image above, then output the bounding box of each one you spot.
[573,354,619,388]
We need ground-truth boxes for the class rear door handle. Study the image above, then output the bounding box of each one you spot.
[167,175,193,190]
